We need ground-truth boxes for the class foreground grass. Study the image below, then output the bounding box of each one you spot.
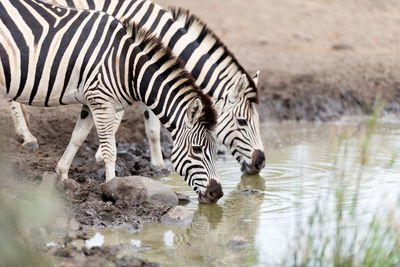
[0,138,59,267]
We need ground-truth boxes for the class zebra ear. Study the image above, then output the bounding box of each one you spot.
[252,71,260,86]
[186,98,203,126]
[233,74,249,99]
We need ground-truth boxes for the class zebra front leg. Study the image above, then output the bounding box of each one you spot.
[90,103,117,182]
[56,106,94,180]
[94,110,124,163]
[8,101,38,149]
[142,103,164,166]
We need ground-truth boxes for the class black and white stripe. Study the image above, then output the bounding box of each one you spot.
[29,0,265,173]
[0,0,222,200]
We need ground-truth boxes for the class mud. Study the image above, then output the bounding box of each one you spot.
[258,72,400,121]
[51,245,159,267]
[71,132,171,184]
[64,178,171,229]
[1,103,171,184]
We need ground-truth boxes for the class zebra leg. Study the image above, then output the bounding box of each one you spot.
[142,103,164,166]
[90,103,117,182]
[56,106,94,180]
[8,101,39,149]
[94,110,124,163]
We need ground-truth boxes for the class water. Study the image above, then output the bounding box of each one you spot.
[86,117,400,266]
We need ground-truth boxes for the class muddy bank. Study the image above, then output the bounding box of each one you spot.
[257,71,400,122]
[62,178,171,229]
[71,129,172,184]
[50,245,159,267]
[2,104,171,184]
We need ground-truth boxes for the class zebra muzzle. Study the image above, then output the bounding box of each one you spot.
[198,179,224,204]
[241,149,265,174]
[252,149,265,171]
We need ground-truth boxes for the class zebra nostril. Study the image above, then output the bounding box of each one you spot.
[205,179,224,202]
[252,150,265,170]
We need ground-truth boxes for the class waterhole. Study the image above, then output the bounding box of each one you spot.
[85,116,400,266]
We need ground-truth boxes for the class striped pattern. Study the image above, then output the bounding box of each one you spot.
[50,0,265,173]
[0,0,220,196]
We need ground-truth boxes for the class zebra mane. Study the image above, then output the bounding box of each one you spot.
[132,24,217,131]
[168,7,259,104]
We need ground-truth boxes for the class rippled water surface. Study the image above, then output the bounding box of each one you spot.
[87,117,400,266]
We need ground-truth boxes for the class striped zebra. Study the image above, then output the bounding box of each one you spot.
[9,0,266,174]
[0,0,223,203]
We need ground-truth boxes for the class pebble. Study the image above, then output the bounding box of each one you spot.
[227,236,249,250]
[161,206,193,224]
[241,189,264,195]
[174,192,191,204]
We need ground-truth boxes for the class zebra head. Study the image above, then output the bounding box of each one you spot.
[171,98,223,204]
[215,71,265,174]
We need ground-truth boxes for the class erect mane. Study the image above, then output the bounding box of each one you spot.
[132,24,217,131]
[168,7,259,104]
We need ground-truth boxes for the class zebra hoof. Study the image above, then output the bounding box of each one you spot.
[22,141,39,149]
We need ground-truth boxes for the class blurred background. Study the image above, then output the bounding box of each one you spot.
[156,0,400,121]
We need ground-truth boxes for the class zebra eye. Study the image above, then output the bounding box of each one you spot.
[192,146,202,154]
[237,119,247,126]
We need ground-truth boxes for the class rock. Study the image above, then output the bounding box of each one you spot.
[241,189,264,195]
[293,32,313,41]
[63,178,80,192]
[227,236,249,250]
[54,247,74,258]
[101,176,178,207]
[174,192,191,204]
[161,206,193,224]
[332,42,353,50]
[115,255,160,267]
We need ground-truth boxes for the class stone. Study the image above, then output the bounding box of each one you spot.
[101,176,178,207]
[241,189,264,195]
[227,236,249,250]
[174,192,191,204]
[161,206,193,224]
[332,42,353,50]
[63,178,80,192]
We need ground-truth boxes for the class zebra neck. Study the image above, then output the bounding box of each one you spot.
[135,84,188,133]
[124,49,191,133]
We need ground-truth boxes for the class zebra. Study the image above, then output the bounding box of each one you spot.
[0,0,223,203]
[9,0,266,174]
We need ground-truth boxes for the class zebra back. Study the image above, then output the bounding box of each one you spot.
[168,7,259,103]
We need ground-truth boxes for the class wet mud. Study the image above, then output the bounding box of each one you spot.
[63,179,171,229]
[258,72,400,122]
[51,245,159,267]
[71,130,172,184]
